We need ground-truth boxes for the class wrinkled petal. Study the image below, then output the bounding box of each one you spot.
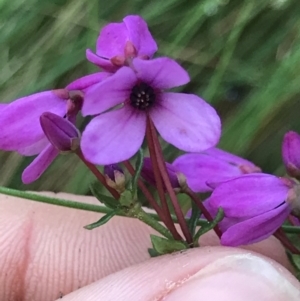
[22,144,59,184]
[82,67,136,116]
[221,204,290,246]
[133,58,189,90]
[124,15,157,57]
[150,93,221,152]
[96,22,128,58]
[66,72,111,91]
[18,137,49,156]
[86,49,117,72]
[173,153,242,192]
[209,174,290,218]
[0,92,66,151]
[81,107,146,165]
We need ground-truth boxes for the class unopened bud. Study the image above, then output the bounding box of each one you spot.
[40,112,80,153]
[141,158,181,192]
[104,164,125,193]
[282,131,300,179]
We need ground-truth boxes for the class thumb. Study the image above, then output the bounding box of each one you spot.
[60,247,300,301]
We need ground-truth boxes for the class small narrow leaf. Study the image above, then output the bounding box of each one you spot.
[150,234,187,255]
[148,248,160,258]
[194,208,224,243]
[131,149,144,196]
[84,211,117,230]
[90,184,118,209]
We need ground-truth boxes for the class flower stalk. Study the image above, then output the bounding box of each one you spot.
[147,116,193,245]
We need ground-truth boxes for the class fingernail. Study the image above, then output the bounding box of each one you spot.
[164,253,300,300]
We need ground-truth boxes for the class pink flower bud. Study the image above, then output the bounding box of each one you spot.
[40,112,80,152]
[282,131,300,178]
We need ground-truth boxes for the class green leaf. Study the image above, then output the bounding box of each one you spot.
[148,248,160,258]
[90,184,118,209]
[131,149,144,197]
[84,211,117,230]
[150,234,187,255]
[188,201,201,237]
[193,208,224,243]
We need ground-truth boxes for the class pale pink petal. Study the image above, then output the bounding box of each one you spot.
[221,204,290,246]
[18,138,49,156]
[96,22,128,58]
[81,107,146,165]
[22,144,59,184]
[86,49,117,72]
[209,174,290,218]
[173,153,242,192]
[66,72,111,91]
[150,93,221,152]
[133,58,189,89]
[0,91,65,151]
[82,67,136,116]
[124,15,157,57]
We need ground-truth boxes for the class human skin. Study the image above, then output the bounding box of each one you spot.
[0,192,299,300]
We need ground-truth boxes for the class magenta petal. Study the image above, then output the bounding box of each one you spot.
[221,204,290,246]
[133,58,189,89]
[0,91,65,151]
[66,72,111,91]
[209,174,290,218]
[86,50,117,71]
[96,22,128,58]
[81,107,146,165]
[18,138,49,156]
[282,131,300,177]
[82,67,136,116]
[204,147,258,168]
[124,15,157,57]
[22,144,59,184]
[173,153,242,192]
[150,93,221,152]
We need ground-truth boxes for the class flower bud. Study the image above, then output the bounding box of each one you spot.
[282,131,300,179]
[141,158,183,192]
[40,112,80,153]
[104,164,125,193]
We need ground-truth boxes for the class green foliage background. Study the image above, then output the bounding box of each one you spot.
[1,0,299,193]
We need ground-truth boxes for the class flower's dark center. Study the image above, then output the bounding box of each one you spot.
[130,82,156,110]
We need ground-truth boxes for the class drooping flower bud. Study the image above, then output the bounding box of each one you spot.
[40,112,80,153]
[141,158,186,192]
[104,164,125,193]
[207,173,293,246]
[173,147,261,193]
[282,131,300,179]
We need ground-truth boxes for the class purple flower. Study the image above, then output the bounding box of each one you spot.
[207,173,295,246]
[86,15,157,72]
[81,58,221,165]
[172,147,261,193]
[104,164,125,192]
[282,131,300,178]
[0,72,108,183]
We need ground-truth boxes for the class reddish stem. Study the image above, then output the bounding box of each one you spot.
[185,189,222,239]
[76,150,120,200]
[274,228,300,255]
[144,126,183,241]
[147,116,193,245]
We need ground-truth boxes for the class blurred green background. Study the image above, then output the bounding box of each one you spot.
[1,0,299,193]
